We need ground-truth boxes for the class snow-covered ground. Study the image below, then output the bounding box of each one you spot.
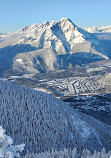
[33,87,51,94]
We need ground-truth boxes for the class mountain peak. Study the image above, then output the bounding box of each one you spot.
[59,17,77,29]
[60,17,74,24]
[28,23,38,30]
[85,25,111,33]
[60,17,70,21]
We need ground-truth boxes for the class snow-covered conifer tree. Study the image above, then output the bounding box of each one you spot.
[0,126,25,158]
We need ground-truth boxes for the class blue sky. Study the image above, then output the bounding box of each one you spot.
[0,0,111,32]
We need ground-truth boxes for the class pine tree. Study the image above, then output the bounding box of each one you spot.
[0,126,25,158]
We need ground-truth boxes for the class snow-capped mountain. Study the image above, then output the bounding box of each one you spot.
[0,79,111,155]
[0,18,110,75]
[0,33,9,43]
[85,25,111,33]
[0,32,14,40]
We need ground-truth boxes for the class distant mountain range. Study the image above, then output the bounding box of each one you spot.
[0,18,111,75]
[85,25,111,33]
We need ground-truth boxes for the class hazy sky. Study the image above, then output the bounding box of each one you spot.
[0,0,111,32]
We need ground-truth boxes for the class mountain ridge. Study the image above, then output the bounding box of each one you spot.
[0,18,110,75]
[84,25,111,33]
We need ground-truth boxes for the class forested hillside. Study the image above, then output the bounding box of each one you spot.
[0,79,111,157]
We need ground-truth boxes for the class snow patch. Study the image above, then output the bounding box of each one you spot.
[15,58,23,63]
[71,116,91,139]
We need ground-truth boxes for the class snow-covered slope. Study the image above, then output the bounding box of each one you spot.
[0,33,9,43]
[0,18,109,75]
[0,32,14,42]
[0,79,111,155]
[85,25,111,33]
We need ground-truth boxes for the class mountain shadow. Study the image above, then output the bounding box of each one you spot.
[0,44,38,74]
[57,52,105,69]
[51,23,71,53]
[63,93,111,126]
